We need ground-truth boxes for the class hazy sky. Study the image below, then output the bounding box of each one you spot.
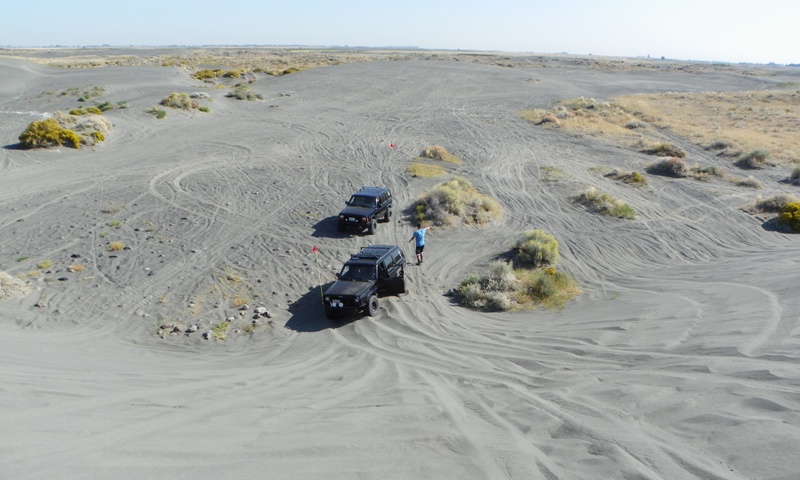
[2,0,797,64]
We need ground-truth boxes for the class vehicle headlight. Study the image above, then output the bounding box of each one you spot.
[338,215,344,219]
[324,296,330,302]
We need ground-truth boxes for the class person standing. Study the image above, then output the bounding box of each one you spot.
[408,223,432,265]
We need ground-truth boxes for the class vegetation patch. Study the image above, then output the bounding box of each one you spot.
[108,241,125,251]
[514,229,560,266]
[646,157,689,178]
[636,141,685,158]
[788,166,800,185]
[37,260,53,270]
[19,118,80,149]
[777,202,800,233]
[420,145,462,164]
[456,232,578,311]
[572,187,636,219]
[736,149,774,169]
[161,92,200,110]
[407,162,446,178]
[741,193,800,214]
[225,84,263,101]
[605,168,647,185]
[146,106,167,119]
[412,177,502,226]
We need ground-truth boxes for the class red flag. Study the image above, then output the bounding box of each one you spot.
[389,143,396,149]
[312,245,318,254]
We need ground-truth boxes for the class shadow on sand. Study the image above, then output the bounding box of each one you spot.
[284,282,358,332]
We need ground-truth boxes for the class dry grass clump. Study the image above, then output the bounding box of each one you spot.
[646,157,689,178]
[741,193,800,214]
[637,141,685,158]
[146,106,167,119]
[734,175,764,189]
[605,168,647,185]
[18,118,80,149]
[37,260,53,269]
[457,261,578,311]
[161,92,199,110]
[788,166,800,185]
[412,177,502,226]
[573,187,636,219]
[514,230,560,266]
[108,241,125,251]
[521,98,639,138]
[420,145,461,164]
[612,90,800,165]
[406,162,446,178]
[777,202,800,233]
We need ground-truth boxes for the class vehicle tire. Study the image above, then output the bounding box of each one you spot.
[396,277,406,295]
[366,295,379,316]
[324,309,339,321]
[368,218,377,235]
[383,209,391,222]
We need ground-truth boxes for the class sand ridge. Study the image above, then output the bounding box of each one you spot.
[1,53,799,479]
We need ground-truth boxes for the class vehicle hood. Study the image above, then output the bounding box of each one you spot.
[339,206,374,217]
[324,280,372,298]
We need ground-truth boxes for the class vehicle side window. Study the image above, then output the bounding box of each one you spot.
[382,257,392,270]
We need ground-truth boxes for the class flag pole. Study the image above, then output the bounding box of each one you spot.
[313,245,323,304]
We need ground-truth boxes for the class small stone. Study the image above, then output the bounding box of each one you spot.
[226,316,235,322]
[187,324,198,333]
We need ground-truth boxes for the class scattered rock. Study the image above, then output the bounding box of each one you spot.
[187,324,198,333]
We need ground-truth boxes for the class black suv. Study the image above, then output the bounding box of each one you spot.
[337,186,392,234]
[323,244,406,320]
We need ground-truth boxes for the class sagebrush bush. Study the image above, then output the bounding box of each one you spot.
[19,118,80,149]
[743,193,800,213]
[777,202,800,232]
[736,175,763,189]
[413,177,501,226]
[737,149,772,169]
[515,230,560,266]
[226,85,263,101]
[573,187,636,219]
[646,157,689,177]
[788,166,800,185]
[161,92,199,109]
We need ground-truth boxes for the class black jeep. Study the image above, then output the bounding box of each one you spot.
[323,244,406,320]
[337,186,392,235]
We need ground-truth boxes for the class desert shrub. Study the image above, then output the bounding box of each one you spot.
[37,260,53,269]
[108,241,125,251]
[19,118,80,149]
[190,92,210,99]
[690,165,726,180]
[646,157,689,177]
[420,145,461,164]
[742,193,800,213]
[146,106,167,119]
[457,262,578,310]
[737,149,772,169]
[735,175,763,188]
[624,120,647,129]
[222,70,242,78]
[87,106,103,114]
[787,166,800,185]
[192,69,224,80]
[412,177,501,226]
[226,85,263,100]
[70,108,88,115]
[639,142,685,158]
[606,168,647,185]
[198,106,210,113]
[161,92,199,110]
[94,102,113,112]
[91,131,105,142]
[515,230,560,266]
[777,202,800,232]
[281,67,301,75]
[116,100,128,109]
[573,187,636,219]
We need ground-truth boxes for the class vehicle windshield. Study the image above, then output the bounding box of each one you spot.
[348,195,377,208]
[339,264,376,281]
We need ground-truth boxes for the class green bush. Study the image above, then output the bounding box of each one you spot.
[86,106,103,114]
[777,202,800,232]
[412,177,502,226]
[146,106,167,119]
[69,108,88,115]
[198,106,210,113]
[515,230,560,266]
[19,118,80,149]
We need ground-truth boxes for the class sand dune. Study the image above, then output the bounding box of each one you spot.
[1,53,799,479]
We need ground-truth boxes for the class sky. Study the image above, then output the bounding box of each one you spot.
[1,0,797,64]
